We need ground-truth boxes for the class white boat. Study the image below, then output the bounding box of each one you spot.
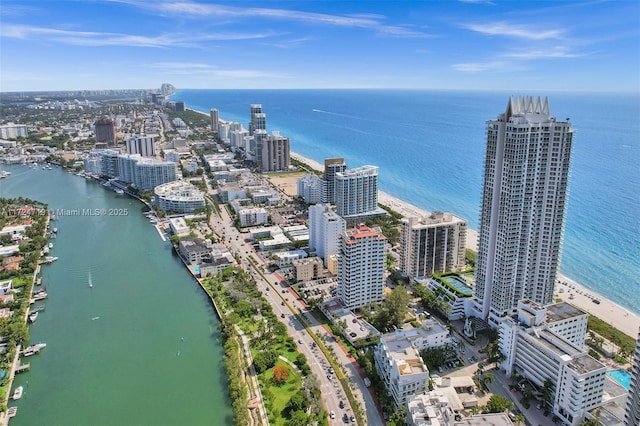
[28,311,38,323]
[7,406,17,417]
[48,242,53,249]
[22,343,46,356]
[43,256,58,264]
[0,170,11,178]
[115,188,124,195]
[12,386,23,400]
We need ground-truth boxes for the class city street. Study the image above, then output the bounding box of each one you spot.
[206,198,384,425]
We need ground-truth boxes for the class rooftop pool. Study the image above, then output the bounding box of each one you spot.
[607,369,631,390]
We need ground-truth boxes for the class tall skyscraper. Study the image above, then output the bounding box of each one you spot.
[309,204,346,267]
[259,132,290,172]
[337,224,386,310]
[210,108,219,133]
[323,158,347,204]
[474,97,574,322]
[399,212,467,278]
[249,104,266,135]
[625,330,640,426]
[94,118,116,147]
[334,165,379,218]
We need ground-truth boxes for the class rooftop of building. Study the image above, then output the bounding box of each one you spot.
[524,328,583,359]
[179,237,209,253]
[383,338,429,376]
[342,224,386,244]
[568,353,606,375]
[545,302,587,323]
[454,413,514,426]
[403,211,467,226]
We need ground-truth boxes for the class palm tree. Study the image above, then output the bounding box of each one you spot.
[480,372,495,391]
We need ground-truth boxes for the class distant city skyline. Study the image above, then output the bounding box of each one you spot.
[1,1,638,93]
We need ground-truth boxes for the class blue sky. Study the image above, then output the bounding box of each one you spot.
[1,0,638,92]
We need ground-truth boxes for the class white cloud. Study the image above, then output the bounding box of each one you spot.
[502,46,587,59]
[452,61,525,72]
[463,21,564,40]
[0,23,275,48]
[120,0,430,37]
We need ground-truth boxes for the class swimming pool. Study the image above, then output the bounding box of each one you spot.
[607,369,631,389]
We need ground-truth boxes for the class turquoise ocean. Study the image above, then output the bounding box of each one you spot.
[173,89,640,315]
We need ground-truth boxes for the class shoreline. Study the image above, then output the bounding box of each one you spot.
[290,152,640,338]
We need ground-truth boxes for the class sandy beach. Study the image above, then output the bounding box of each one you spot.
[291,152,640,338]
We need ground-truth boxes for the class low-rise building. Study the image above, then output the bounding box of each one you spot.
[420,275,473,321]
[292,257,324,282]
[238,207,268,227]
[178,238,210,264]
[375,333,430,407]
[168,217,190,236]
[386,319,451,352]
[270,249,308,268]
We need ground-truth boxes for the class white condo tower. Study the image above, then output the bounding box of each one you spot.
[474,96,574,322]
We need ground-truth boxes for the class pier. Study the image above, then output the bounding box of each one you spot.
[15,364,30,374]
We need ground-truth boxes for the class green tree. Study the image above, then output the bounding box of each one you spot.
[485,394,514,413]
[542,377,554,409]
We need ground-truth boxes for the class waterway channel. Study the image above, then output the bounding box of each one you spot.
[0,165,232,425]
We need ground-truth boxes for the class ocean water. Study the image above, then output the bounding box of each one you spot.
[172,89,640,315]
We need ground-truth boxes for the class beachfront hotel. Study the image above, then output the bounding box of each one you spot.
[399,212,467,278]
[308,203,346,267]
[337,224,386,310]
[334,165,386,223]
[259,132,290,172]
[249,104,266,135]
[625,329,640,426]
[323,158,348,205]
[474,96,574,323]
[500,301,606,426]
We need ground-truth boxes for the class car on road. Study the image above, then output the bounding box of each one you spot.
[281,301,285,306]
[281,313,285,318]
[298,339,303,344]
[330,410,335,419]
[350,415,355,423]
[339,400,344,409]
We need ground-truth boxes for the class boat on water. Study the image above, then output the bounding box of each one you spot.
[48,242,53,249]
[28,311,38,323]
[33,304,45,312]
[42,256,58,264]
[22,343,46,356]
[7,406,17,418]
[0,170,11,178]
[115,188,124,195]
[52,227,58,233]
[12,386,23,400]
[92,316,100,321]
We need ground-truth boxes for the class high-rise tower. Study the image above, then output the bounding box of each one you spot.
[474,97,574,322]
[249,104,266,135]
[323,158,347,204]
[625,330,640,426]
[337,224,386,310]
